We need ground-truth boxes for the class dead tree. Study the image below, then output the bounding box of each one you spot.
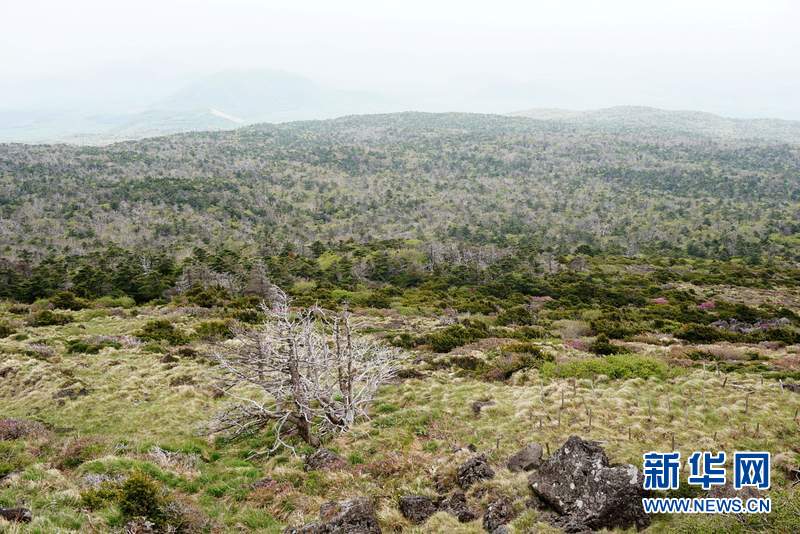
[211,286,399,453]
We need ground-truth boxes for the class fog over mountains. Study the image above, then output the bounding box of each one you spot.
[2,68,800,145]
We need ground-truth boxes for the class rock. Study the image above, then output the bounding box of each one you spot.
[304,448,347,472]
[285,497,381,533]
[490,527,510,534]
[439,491,476,523]
[528,435,649,531]
[457,454,495,489]
[472,399,495,416]
[483,498,516,532]
[0,507,32,523]
[398,495,438,524]
[507,443,543,472]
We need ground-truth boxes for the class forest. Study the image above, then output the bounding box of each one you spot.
[0,112,799,533]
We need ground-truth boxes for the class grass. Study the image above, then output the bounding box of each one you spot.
[0,303,798,532]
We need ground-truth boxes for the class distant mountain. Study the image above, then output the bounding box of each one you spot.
[0,70,391,144]
[510,106,800,144]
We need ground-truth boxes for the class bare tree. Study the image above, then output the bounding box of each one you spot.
[211,286,399,453]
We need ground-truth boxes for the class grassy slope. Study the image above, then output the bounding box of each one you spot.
[1,305,799,532]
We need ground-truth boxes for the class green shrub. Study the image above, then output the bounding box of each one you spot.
[27,310,74,327]
[194,320,233,341]
[66,338,122,354]
[119,470,165,523]
[496,305,536,326]
[80,482,121,510]
[94,295,136,308]
[0,322,15,338]
[482,349,553,381]
[135,319,188,345]
[424,321,490,353]
[589,334,629,355]
[49,291,87,311]
[676,324,733,343]
[541,354,670,380]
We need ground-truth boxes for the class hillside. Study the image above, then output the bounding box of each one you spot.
[1,111,800,533]
[1,112,799,267]
[511,106,800,144]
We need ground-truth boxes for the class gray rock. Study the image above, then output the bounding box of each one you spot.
[457,454,495,489]
[398,495,438,524]
[304,448,347,472]
[507,443,543,472]
[528,436,649,531]
[0,507,32,523]
[483,498,516,532]
[285,497,381,533]
[439,491,476,523]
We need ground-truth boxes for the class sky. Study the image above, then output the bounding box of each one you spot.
[1,0,799,118]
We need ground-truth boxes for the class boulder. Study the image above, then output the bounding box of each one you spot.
[483,498,516,532]
[507,443,543,472]
[528,436,649,531]
[285,497,381,533]
[439,491,476,523]
[457,454,495,489]
[304,448,347,472]
[398,495,438,524]
[0,507,32,523]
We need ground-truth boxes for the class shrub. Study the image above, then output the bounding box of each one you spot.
[80,481,121,510]
[119,470,166,523]
[94,295,136,308]
[425,321,490,353]
[541,354,670,380]
[135,319,188,345]
[66,337,122,354]
[55,437,103,469]
[27,310,74,327]
[482,349,553,381]
[589,334,629,355]
[0,322,15,338]
[676,324,734,343]
[194,320,233,341]
[49,291,87,311]
[496,305,536,326]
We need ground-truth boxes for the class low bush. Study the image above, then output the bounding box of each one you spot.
[27,310,74,327]
[135,319,188,345]
[119,470,166,524]
[194,320,233,341]
[66,337,122,354]
[589,334,630,355]
[0,322,15,338]
[541,354,671,380]
[49,291,87,311]
[424,320,490,353]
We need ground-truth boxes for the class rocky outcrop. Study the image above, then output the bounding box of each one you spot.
[285,497,381,533]
[398,495,438,524]
[528,436,649,532]
[507,443,543,472]
[457,454,495,489]
[304,448,347,472]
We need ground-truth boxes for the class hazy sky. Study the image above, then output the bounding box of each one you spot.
[2,0,799,118]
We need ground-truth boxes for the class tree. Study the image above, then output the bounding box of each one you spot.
[211,286,399,453]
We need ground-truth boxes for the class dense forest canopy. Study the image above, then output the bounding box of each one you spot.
[1,112,798,266]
